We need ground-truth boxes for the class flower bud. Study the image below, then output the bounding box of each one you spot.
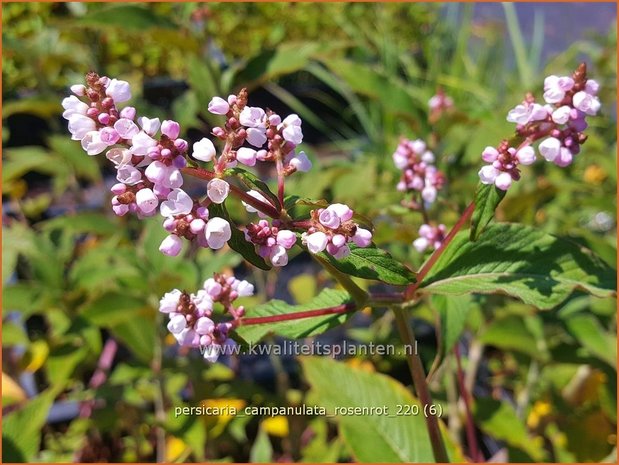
[159,234,183,256]
[208,96,230,115]
[205,217,232,249]
[161,120,181,139]
[192,137,216,162]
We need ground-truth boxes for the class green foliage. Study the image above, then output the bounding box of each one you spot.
[319,244,416,286]
[420,223,616,309]
[2,2,617,463]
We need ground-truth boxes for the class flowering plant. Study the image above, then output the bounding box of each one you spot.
[57,63,614,462]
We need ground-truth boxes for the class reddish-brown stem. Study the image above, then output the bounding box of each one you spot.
[405,201,475,300]
[455,344,482,463]
[276,154,285,209]
[239,303,355,326]
[182,166,281,218]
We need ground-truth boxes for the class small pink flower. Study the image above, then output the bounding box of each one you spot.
[494,172,513,191]
[161,120,181,139]
[572,91,601,116]
[287,151,312,172]
[81,131,108,155]
[208,96,230,115]
[352,228,372,247]
[304,231,328,254]
[116,165,142,185]
[99,127,120,145]
[205,217,231,249]
[135,188,159,214]
[61,95,88,119]
[138,117,161,136]
[554,147,573,167]
[67,114,97,141]
[482,146,499,163]
[318,209,340,229]
[120,106,136,120]
[478,165,500,185]
[159,234,183,256]
[236,147,258,166]
[515,146,536,165]
[192,138,217,162]
[159,289,182,313]
[279,114,303,145]
[327,203,353,222]
[246,128,267,147]
[160,188,193,217]
[551,105,571,124]
[538,137,561,162]
[105,78,132,103]
[114,118,140,139]
[269,244,289,267]
[207,178,230,204]
[276,230,297,249]
[239,106,266,128]
[130,131,158,156]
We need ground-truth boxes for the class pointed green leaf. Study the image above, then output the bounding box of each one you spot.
[420,223,616,309]
[301,357,462,462]
[320,244,416,286]
[470,183,506,240]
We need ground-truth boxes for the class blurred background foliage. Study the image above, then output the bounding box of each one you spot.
[2,2,617,463]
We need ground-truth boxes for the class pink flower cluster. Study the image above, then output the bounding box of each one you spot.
[428,88,454,122]
[159,273,254,362]
[62,73,232,256]
[301,204,372,258]
[244,220,297,267]
[393,138,445,205]
[480,65,600,190]
[413,224,446,253]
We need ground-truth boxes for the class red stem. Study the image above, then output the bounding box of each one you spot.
[405,201,475,300]
[182,166,281,218]
[240,303,355,326]
[455,344,482,463]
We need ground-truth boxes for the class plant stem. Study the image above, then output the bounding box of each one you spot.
[393,306,450,463]
[182,166,281,218]
[454,344,482,462]
[240,303,355,326]
[405,201,475,300]
[276,153,285,209]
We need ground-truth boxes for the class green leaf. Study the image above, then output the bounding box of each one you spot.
[249,427,273,463]
[235,289,351,345]
[208,203,270,271]
[2,387,60,462]
[75,4,173,31]
[301,357,461,462]
[562,313,617,367]
[470,183,506,241]
[225,167,279,208]
[431,294,471,360]
[40,212,119,236]
[420,223,616,310]
[475,398,546,461]
[320,244,416,286]
[80,293,148,327]
[46,344,87,387]
[234,42,341,89]
[479,315,546,361]
[110,315,156,363]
